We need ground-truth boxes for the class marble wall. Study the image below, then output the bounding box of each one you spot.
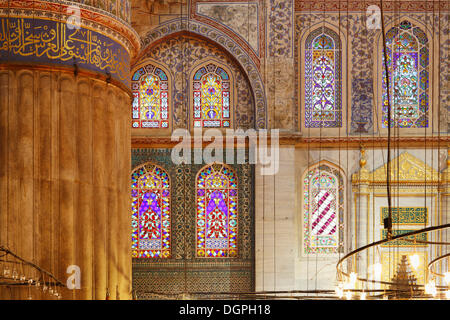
[128,0,450,296]
[255,147,448,291]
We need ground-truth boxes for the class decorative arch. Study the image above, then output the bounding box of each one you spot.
[131,61,171,130]
[380,20,430,128]
[302,161,345,255]
[195,163,238,258]
[131,162,171,258]
[373,17,433,130]
[297,22,348,134]
[139,18,267,129]
[304,26,342,128]
[190,60,234,129]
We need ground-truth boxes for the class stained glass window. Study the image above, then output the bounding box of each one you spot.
[193,63,231,128]
[382,21,429,128]
[131,64,169,128]
[196,163,237,258]
[131,163,171,258]
[303,164,344,254]
[305,27,342,128]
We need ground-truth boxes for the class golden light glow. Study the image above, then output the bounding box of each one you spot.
[349,272,358,287]
[443,272,450,285]
[345,291,352,300]
[409,254,420,270]
[371,263,382,280]
[425,280,437,297]
[335,286,344,299]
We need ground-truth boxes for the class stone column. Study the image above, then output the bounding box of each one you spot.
[0,1,139,300]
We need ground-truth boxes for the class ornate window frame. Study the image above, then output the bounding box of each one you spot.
[299,25,347,135]
[131,162,172,259]
[301,161,345,256]
[195,162,238,258]
[131,59,172,134]
[189,59,235,131]
[374,18,434,133]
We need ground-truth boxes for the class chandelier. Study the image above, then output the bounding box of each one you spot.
[0,246,65,299]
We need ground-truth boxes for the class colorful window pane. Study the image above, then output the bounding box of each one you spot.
[382,21,429,128]
[196,163,238,258]
[305,27,342,128]
[303,164,344,254]
[193,63,231,128]
[131,164,171,258]
[131,64,169,128]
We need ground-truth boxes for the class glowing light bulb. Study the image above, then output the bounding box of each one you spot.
[343,280,353,292]
[372,263,382,280]
[335,286,344,299]
[360,292,367,300]
[443,272,450,285]
[349,272,358,287]
[409,254,420,270]
[425,280,437,297]
[345,291,352,300]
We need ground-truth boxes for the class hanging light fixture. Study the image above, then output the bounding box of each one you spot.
[349,272,358,287]
[443,272,450,285]
[424,280,437,297]
[0,246,64,299]
[409,254,420,271]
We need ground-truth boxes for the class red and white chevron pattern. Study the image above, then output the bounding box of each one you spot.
[311,190,336,236]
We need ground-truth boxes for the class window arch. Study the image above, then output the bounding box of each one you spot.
[305,27,342,128]
[382,20,429,128]
[303,163,344,254]
[131,163,171,258]
[196,163,238,258]
[131,63,169,129]
[192,63,231,128]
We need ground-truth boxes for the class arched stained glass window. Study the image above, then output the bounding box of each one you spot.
[131,64,169,128]
[131,163,171,258]
[382,20,429,128]
[193,63,231,128]
[196,163,237,258]
[305,27,342,128]
[303,163,344,254]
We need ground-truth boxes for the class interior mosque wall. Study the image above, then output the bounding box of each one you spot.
[0,0,140,299]
[0,0,447,299]
[128,0,449,296]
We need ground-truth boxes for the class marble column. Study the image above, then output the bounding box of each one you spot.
[0,71,134,300]
[0,0,138,299]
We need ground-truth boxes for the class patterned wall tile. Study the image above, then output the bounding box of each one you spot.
[131,148,255,297]
[140,36,256,130]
